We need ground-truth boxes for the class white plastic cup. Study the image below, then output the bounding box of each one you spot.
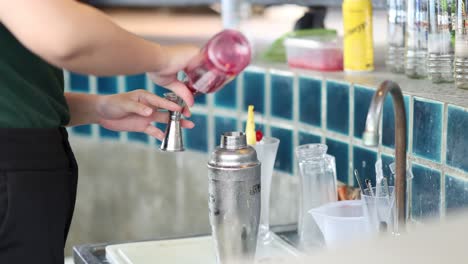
[309,200,371,247]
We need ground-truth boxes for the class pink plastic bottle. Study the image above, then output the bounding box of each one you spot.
[184,29,251,94]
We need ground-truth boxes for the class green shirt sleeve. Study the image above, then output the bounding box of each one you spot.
[0,23,70,128]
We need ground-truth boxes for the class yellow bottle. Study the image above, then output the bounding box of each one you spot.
[342,0,374,72]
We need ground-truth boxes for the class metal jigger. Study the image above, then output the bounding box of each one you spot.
[160,93,185,152]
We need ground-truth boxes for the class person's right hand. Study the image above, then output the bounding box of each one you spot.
[147,44,200,115]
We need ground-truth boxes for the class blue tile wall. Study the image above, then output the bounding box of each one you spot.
[128,132,148,143]
[70,72,90,92]
[214,78,237,109]
[243,70,265,114]
[445,175,468,214]
[299,76,321,127]
[156,122,167,133]
[412,98,443,162]
[326,138,349,184]
[184,114,208,152]
[125,74,146,92]
[298,131,321,145]
[97,77,118,94]
[353,86,374,139]
[446,106,468,172]
[67,69,468,225]
[214,116,237,146]
[154,84,169,97]
[353,146,377,188]
[412,164,441,219]
[271,127,293,173]
[382,95,410,150]
[99,126,120,139]
[195,94,207,105]
[72,125,92,136]
[326,81,350,135]
[271,73,293,120]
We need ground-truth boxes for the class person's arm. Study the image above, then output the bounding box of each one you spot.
[0,0,197,106]
[0,0,166,75]
[65,91,194,140]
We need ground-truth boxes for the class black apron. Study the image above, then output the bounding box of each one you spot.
[0,128,78,264]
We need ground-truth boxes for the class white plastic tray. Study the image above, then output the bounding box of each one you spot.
[106,233,300,264]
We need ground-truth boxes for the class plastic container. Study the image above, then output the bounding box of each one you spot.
[309,200,371,247]
[284,35,343,72]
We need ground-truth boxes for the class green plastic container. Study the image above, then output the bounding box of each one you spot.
[261,29,337,63]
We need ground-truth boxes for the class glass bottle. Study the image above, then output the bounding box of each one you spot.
[406,0,430,78]
[455,0,468,88]
[428,0,455,83]
[342,0,374,72]
[295,144,337,250]
[184,29,251,94]
[387,0,407,73]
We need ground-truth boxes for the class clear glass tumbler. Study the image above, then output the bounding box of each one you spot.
[362,187,396,234]
[295,144,337,250]
[253,137,280,242]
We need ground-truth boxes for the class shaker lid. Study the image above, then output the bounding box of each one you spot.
[208,132,260,169]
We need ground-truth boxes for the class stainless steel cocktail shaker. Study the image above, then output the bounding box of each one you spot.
[208,132,261,264]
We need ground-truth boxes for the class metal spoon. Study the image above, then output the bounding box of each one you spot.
[354,169,364,194]
[365,179,375,197]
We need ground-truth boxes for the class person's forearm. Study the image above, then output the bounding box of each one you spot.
[0,0,167,76]
[65,93,100,126]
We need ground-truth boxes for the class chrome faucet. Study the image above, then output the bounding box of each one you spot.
[362,80,407,234]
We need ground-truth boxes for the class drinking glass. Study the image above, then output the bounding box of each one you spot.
[295,144,338,250]
[253,137,280,242]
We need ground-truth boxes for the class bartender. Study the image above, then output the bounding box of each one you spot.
[0,0,197,263]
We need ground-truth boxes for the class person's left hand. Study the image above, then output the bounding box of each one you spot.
[95,89,194,141]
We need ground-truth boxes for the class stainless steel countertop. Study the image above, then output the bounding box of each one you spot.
[73,224,299,264]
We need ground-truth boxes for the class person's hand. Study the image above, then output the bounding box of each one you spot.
[96,90,194,141]
[147,44,200,114]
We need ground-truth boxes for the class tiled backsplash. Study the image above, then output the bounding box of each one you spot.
[65,66,468,221]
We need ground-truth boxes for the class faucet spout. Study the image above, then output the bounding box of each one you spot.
[362,80,407,233]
